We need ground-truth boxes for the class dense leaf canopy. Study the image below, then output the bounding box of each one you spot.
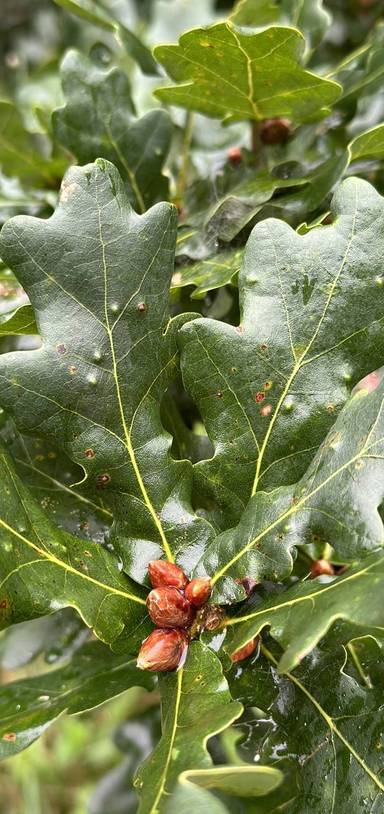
[1,1,384,812]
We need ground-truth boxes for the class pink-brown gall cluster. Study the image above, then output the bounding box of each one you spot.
[137,561,212,673]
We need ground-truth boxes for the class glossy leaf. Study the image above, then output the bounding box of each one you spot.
[227,550,384,672]
[53,0,159,74]
[1,420,112,541]
[0,304,37,336]
[53,51,172,212]
[172,249,242,299]
[0,641,154,759]
[195,356,384,600]
[0,101,61,187]
[135,642,243,813]
[0,608,88,670]
[0,443,148,649]
[229,631,384,813]
[179,176,384,531]
[0,159,213,583]
[154,23,341,124]
[167,764,283,813]
[349,123,384,161]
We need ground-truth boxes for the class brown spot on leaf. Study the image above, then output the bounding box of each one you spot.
[57,343,66,355]
[96,473,111,489]
[61,182,77,202]
[0,599,8,609]
[68,365,77,375]
[260,404,272,417]
[137,302,147,312]
[254,391,265,403]
[85,448,95,459]
[2,732,16,742]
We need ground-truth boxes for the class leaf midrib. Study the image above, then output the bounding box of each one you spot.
[261,643,384,794]
[211,421,383,584]
[95,178,174,562]
[147,668,183,814]
[226,553,384,627]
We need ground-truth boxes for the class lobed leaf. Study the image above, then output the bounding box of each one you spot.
[53,50,172,213]
[0,443,148,649]
[197,360,384,600]
[154,23,341,124]
[179,177,384,531]
[226,550,384,672]
[229,630,384,813]
[0,160,214,583]
[1,421,112,540]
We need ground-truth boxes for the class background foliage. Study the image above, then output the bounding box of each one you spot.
[2,1,384,812]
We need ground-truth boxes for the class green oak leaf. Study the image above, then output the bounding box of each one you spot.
[0,443,149,649]
[0,266,34,334]
[52,0,159,75]
[0,304,37,336]
[0,100,63,187]
[53,51,172,213]
[172,248,242,299]
[0,159,214,583]
[349,123,384,161]
[167,765,283,813]
[52,0,114,30]
[202,169,308,243]
[196,359,384,601]
[226,550,384,672]
[229,630,384,813]
[179,177,384,531]
[0,640,154,759]
[178,149,348,258]
[135,642,243,814]
[336,23,384,102]
[154,23,341,124]
[0,608,87,670]
[166,782,231,814]
[1,419,112,541]
[231,0,331,52]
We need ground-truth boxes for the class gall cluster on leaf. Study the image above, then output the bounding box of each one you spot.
[137,561,212,672]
